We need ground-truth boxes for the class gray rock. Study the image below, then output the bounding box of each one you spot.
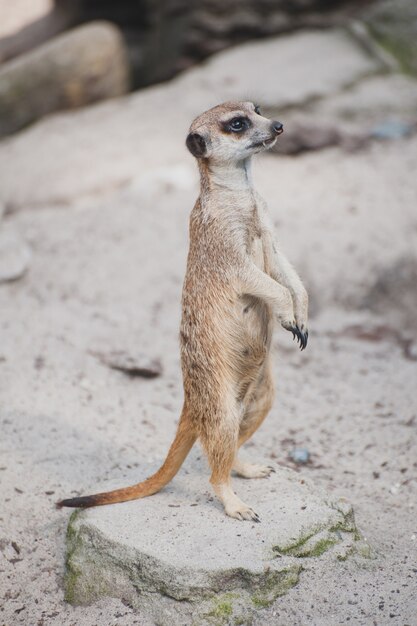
[64,457,364,624]
[1,0,367,88]
[272,120,345,155]
[0,226,31,283]
[177,28,386,111]
[362,0,417,75]
[302,74,417,133]
[180,0,367,77]
[0,21,129,137]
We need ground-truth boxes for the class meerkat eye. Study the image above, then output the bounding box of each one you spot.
[228,117,250,133]
[254,105,261,115]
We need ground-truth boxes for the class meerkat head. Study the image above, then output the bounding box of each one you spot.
[186,101,283,164]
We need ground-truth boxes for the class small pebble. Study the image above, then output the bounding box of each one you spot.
[371,119,414,141]
[289,448,310,464]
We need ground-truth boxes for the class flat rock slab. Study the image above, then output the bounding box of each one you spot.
[176,28,387,111]
[65,457,363,625]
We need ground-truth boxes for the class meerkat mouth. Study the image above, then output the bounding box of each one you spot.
[251,136,278,150]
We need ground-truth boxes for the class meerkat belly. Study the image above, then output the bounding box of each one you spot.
[238,295,272,354]
[232,293,272,405]
[228,235,272,401]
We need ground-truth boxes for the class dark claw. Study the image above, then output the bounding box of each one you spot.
[283,322,308,350]
[299,327,309,351]
[284,323,308,350]
[292,326,301,348]
[294,325,309,351]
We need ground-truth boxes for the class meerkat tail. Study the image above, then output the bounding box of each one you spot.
[56,411,196,509]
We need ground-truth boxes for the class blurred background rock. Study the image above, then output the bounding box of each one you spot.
[0,1,372,82]
[1,0,417,135]
[1,1,417,135]
[0,0,394,134]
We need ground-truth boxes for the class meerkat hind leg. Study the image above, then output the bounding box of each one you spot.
[202,417,260,522]
[233,365,275,479]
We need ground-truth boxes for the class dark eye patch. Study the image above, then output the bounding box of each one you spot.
[222,116,251,133]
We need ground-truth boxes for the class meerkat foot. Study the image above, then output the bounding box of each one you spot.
[212,482,260,522]
[225,495,260,522]
[227,501,260,522]
[233,459,275,479]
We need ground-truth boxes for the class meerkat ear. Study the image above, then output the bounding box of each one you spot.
[186,132,209,158]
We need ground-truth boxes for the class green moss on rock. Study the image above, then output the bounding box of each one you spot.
[251,569,300,608]
[207,593,235,618]
[273,500,361,559]
[202,592,249,626]
[64,511,84,604]
[362,0,417,75]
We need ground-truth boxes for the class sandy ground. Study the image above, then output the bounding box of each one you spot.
[0,26,417,626]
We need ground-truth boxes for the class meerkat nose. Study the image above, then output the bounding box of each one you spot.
[272,121,284,135]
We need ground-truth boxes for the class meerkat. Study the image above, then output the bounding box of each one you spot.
[57,101,308,521]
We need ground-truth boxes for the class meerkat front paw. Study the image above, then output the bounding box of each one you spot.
[293,292,309,350]
[275,288,301,342]
[282,320,308,350]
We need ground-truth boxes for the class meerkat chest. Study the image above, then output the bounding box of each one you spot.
[247,202,266,271]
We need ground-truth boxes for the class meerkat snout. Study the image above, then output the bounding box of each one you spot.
[186,101,284,162]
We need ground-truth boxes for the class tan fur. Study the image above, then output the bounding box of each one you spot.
[57,102,308,520]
